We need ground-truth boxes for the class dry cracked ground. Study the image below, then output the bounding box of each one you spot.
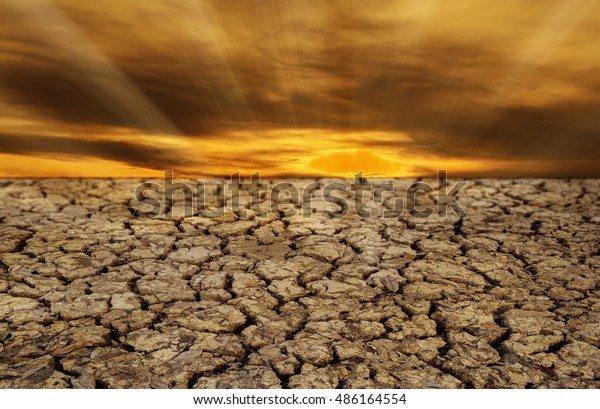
[0,178,599,389]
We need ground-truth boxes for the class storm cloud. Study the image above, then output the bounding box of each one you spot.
[0,0,599,176]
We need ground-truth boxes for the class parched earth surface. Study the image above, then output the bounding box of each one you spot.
[0,178,599,389]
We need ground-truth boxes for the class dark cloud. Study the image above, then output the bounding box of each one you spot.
[0,133,191,169]
[0,0,599,175]
[0,64,123,129]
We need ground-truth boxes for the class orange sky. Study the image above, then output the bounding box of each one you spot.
[0,0,599,177]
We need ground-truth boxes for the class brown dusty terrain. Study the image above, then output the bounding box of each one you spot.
[0,178,599,388]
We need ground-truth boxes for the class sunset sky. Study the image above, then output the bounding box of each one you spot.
[1,0,599,177]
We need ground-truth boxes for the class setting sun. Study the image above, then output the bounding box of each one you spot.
[0,0,598,177]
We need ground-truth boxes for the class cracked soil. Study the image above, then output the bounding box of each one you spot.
[0,178,599,388]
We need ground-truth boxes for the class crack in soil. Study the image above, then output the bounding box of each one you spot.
[0,178,599,388]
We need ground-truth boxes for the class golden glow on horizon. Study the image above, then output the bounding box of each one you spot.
[0,153,165,178]
[0,126,582,178]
